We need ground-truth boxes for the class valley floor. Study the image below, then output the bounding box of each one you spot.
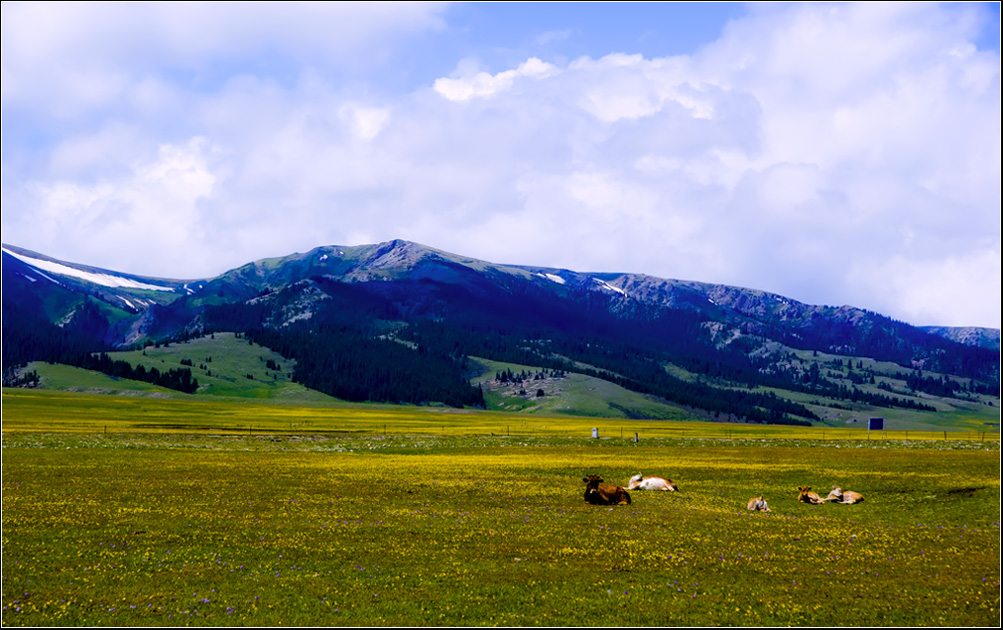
[2,429,998,627]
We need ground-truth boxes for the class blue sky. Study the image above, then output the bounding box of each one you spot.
[2,2,1000,328]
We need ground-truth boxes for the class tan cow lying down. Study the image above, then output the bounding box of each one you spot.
[626,473,678,492]
[583,474,631,506]
[797,486,826,504]
[747,495,770,512]
[824,486,864,504]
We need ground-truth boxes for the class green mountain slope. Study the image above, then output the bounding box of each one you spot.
[9,331,998,431]
[19,333,338,405]
[5,240,998,429]
[470,357,696,420]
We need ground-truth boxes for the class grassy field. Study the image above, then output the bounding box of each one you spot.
[471,357,695,420]
[61,333,340,404]
[2,389,998,443]
[468,352,1001,433]
[13,332,1000,433]
[2,392,1000,626]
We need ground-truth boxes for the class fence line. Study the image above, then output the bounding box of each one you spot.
[2,423,999,443]
[493,427,1000,443]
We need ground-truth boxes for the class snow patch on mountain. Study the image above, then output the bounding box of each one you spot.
[592,277,626,295]
[21,268,62,287]
[537,272,566,285]
[3,246,174,292]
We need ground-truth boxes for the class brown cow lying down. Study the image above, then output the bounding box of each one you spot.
[824,486,864,504]
[627,473,679,492]
[583,474,631,505]
[797,486,826,504]
[747,495,770,512]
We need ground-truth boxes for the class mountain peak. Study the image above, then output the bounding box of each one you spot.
[364,239,435,267]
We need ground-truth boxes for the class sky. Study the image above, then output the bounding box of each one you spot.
[2,2,1000,329]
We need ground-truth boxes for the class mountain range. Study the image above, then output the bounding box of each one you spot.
[3,240,999,424]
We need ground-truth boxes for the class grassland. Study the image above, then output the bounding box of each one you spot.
[2,391,1000,626]
[772,350,1001,433]
[74,333,339,404]
[11,332,1000,433]
[474,349,1000,433]
[470,357,694,420]
[2,389,998,443]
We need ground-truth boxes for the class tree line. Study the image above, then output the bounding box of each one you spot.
[400,320,817,425]
[72,352,199,393]
[248,323,484,408]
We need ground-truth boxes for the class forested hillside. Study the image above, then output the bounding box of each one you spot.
[4,240,999,421]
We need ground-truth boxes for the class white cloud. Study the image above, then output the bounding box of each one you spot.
[1,2,998,328]
[24,138,218,277]
[1,2,448,114]
[434,57,558,101]
[854,249,1002,328]
[565,53,722,123]
[339,104,392,141]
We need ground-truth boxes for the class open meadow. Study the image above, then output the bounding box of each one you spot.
[2,391,1000,626]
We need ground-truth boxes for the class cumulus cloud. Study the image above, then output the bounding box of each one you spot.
[22,138,218,276]
[1,2,448,109]
[1,2,998,327]
[433,57,558,101]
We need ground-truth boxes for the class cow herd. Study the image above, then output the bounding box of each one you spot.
[582,473,864,510]
[801,485,865,505]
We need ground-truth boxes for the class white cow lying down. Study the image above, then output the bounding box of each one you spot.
[626,473,679,492]
[824,486,864,504]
